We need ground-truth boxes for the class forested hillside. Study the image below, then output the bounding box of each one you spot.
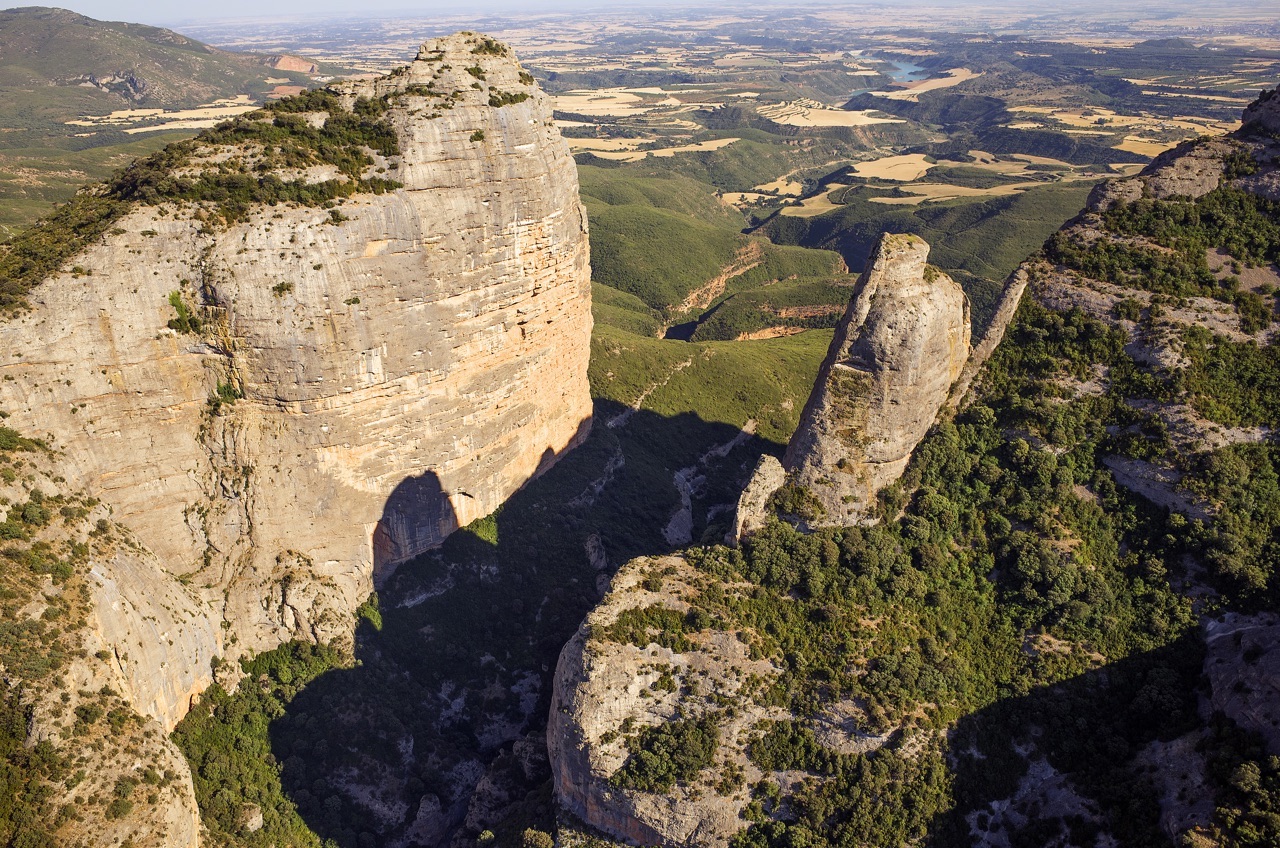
[555,89,1280,848]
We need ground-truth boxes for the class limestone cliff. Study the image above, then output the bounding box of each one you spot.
[725,454,784,545]
[0,32,589,846]
[783,233,970,524]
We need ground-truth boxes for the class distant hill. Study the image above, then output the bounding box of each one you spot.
[0,6,320,109]
[0,7,343,235]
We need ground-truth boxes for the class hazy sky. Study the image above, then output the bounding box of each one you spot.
[34,0,701,26]
[20,0,1233,29]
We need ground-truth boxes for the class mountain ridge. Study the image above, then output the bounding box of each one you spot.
[548,85,1280,848]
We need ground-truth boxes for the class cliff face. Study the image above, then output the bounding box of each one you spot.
[0,32,589,846]
[783,233,970,524]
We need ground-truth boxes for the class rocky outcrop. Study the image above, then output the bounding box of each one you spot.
[264,54,318,74]
[1088,137,1238,211]
[549,556,782,848]
[726,454,784,545]
[783,233,970,524]
[1203,614,1280,755]
[947,266,1028,409]
[0,32,589,846]
[1242,87,1280,136]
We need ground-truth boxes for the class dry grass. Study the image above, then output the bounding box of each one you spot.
[1113,136,1178,156]
[586,137,742,162]
[756,99,902,128]
[779,183,850,217]
[754,177,804,196]
[853,153,935,181]
[66,95,258,135]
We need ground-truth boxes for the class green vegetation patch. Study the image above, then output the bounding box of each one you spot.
[171,641,343,848]
[689,277,850,342]
[579,167,744,226]
[0,689,62,847]
[1180,326,1280,427]
[611,714,720,793]
[600,603,705,652]
[0,193,131,311]
[1048,184,1280,333]
[0,426,42,453]
[591,324,830,445]
[1182,444,1280,600]
[1202,716,1280,847]
[589,204,743,312]
[592,282,665,336]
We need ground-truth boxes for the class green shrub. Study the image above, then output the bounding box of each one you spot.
[611,715,719,793]
[170,641,342,848]
[167,291,201,334]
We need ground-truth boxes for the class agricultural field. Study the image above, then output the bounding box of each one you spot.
[4,4,1280,846]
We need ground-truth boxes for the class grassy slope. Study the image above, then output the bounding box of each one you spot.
[689,277,851,342]
[581,165,746,312]
[591,323,831,446]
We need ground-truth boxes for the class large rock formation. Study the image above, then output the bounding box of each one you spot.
[549,556,783,847]
[0,32,589,846]
[1242,86,1280,136]
[725,454,784,545]
[783,233,969,524]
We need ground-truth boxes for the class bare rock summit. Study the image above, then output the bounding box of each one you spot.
[783,233,970,524]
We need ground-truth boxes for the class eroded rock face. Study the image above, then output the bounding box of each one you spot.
[548,556,783,848]
[0,31,589,735]
[726,454,784,545]
[783,233,970,524]
[1204,614,1280,756]
[1088,134,1254,211]
[1242,87,1280,136]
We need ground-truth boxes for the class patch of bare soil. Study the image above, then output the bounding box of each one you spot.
[736,326,809,340]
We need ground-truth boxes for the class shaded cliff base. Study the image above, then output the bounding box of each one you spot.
[158,400,790,848]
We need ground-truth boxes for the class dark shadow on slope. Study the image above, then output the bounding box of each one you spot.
[927,631,1207,848]
[269,401,779,848]
[663,319,700,341]
[371,470,459,587]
